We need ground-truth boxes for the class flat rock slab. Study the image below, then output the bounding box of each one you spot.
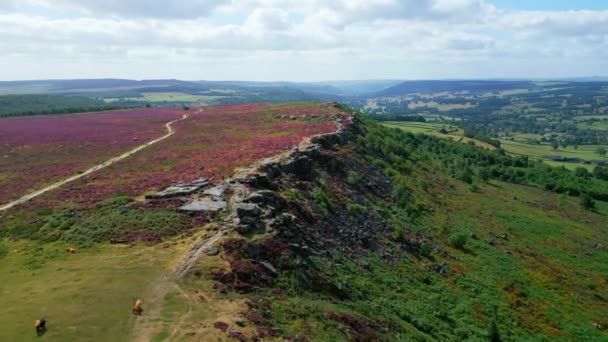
[146,185,201,199]
[203,183,230,197]
[179,200,227,212]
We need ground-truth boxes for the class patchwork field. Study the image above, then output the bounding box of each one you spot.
[0,108,184,204]
[407,101,476,111]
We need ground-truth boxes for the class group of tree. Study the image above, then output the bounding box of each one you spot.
[0,94,131,117]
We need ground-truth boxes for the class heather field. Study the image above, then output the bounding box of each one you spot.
[0,108,184,204]
[12,102,342,210]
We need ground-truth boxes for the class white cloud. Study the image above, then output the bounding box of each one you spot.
[0,1,606,80]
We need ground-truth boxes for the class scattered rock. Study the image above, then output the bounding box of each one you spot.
[432,263,449,277]
[245,243,262,259]
[235,318,247,327]
[202,246,220,256]
[260,261,278,276]
[237,203,261,218]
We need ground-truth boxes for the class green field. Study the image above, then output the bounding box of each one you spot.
[382,121,497,149]
[577,120,608,131]
[104,92,228,104]
[500,140,608,170]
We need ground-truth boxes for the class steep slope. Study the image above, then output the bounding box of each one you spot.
[172,107,608,341]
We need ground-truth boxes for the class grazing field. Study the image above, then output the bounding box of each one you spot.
[12,102,342,209]
[382,121,496,149]
[0,238,190,341]
[0,108,184,204]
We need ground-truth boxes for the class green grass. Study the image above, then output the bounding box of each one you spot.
[0,241,174,341]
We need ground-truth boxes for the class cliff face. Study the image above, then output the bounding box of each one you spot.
[184,112,450,340]
[180,110,608,341]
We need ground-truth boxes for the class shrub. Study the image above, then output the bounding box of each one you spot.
[394,226,405,240]
[0,242,7,261]
[346,171,363,186]
[347,202,365,215]
[580,193,596,210]
[312,187,332,212]
[449,233,468,249]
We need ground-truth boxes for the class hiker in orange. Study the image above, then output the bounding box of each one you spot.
[132,299,143,315]
[34,318,46,335]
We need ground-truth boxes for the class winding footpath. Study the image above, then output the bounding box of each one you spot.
[0,113,188,212]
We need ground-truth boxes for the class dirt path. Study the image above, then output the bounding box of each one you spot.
[131,183,249,341]
[0,113,188,212]
[130,228,227,342]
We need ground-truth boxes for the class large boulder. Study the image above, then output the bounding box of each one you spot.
[237,203,261,218]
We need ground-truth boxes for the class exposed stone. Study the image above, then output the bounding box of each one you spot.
[245,243,262,259]
[245,192,265,204]
[203,183,230,197]
[235,318,247,327]
[146,185,200,199]
[178,200,226,212]
[260,261,278,276]
[191,178,211,187]
[237,203,261,218]
[202,247,220,256]
[146,178,211,199]
[236,224,251,234]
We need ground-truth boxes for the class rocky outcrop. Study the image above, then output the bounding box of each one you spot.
[146,178,211,199]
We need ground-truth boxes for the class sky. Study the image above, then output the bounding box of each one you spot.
[1,0,607,81]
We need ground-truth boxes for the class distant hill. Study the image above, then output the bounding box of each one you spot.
[376,80,536,96]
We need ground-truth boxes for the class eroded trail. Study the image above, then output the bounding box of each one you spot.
[0,113,188,212]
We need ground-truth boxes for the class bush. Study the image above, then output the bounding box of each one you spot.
[394,226,405,240]
[347,202,365,215]
[346,171,363,186]
[449,233,468,249]
[580,193,596,210]
[312,187,333,213]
